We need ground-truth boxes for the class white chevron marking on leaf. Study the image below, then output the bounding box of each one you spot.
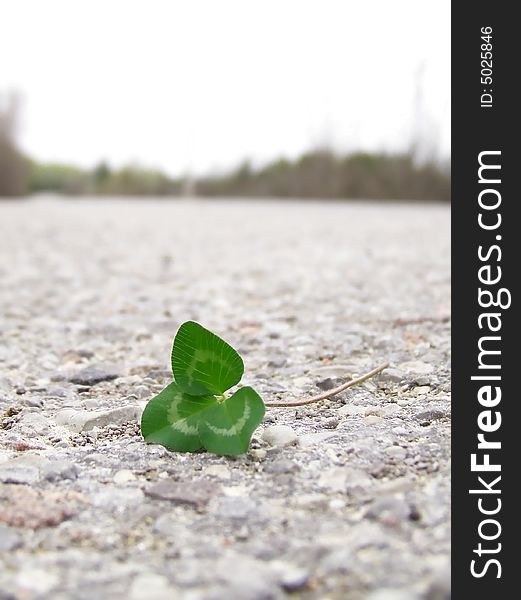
[205,403,251,437]
[171,420,198,435]
[167,391,198,435]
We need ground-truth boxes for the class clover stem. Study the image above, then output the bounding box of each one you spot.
[264,362,389,408]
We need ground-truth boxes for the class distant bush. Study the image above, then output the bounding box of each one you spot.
[0,94,29,197]
[24,150,450,201]
[197,150,450,202]
[30,162,92,194]
[99,164,182,196]
[29,162,183,196]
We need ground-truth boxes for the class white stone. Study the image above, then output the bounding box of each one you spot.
[318,467,372,494]
[365,406,384,417]
[294,493,329,508]
[0,465,40,485]
[128,573,178,600]
[249,449,267,460]
[364,415,384,426]
[365,589,419,600]
[92,488,144,510]
[338,404,365,416]
[298,431,337,447]
[54,406,141,432]
[311,364,353,377]
[378,368,405,383]
[222,485,250,497]
[414,385,431,395]
[397,398,413,407]
[382,403,402,416]
[384,446,407,461]
[15,569,59,595]
[83,399,99,410]
[0,455,50,484]
[293,376,312,387]
[113,469,137,484]
[270,560,310,591]
[203,465,232,479]
[398,360,434,375]
[261,425,298,447]
[17,412,51,435]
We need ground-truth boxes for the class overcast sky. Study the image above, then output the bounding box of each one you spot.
[1,0,450,176]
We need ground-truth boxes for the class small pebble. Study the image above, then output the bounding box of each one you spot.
[364,415,384,426]
[261,425,298,447]
[0,525,22,551]
[250,449,267,460]
[203,465,232,479]
[113,469,137,484]
[41,460,79,482]
[384,446,407,461]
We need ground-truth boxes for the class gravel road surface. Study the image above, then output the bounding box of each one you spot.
[0,198,450,600]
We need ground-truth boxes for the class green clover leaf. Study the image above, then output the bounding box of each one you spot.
[172,321,244,396]
[140,382,215,452]
[198,386,265,455]
[141,321,265,455]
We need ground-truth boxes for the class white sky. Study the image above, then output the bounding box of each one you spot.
[1,0,450,176]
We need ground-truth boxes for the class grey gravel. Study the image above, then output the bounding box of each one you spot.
[0,525,22,551]
[144,479,220,508]
[41,460,79,482]
[0,465,40,485]
[0,198,450,599]
[315,376,345,391]
[210,496,259,521]
[68,366,121,386]
[24,396,45,408]
[378,368,405,384]
[366,495,413,525]
[415,409,448,425]
[264,459,300,474]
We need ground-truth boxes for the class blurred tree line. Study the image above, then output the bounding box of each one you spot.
[197,151,450,201]
[1,92,449,201]
[0,94,30,196]
[3,151,450,201]
[29,161,183,196]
